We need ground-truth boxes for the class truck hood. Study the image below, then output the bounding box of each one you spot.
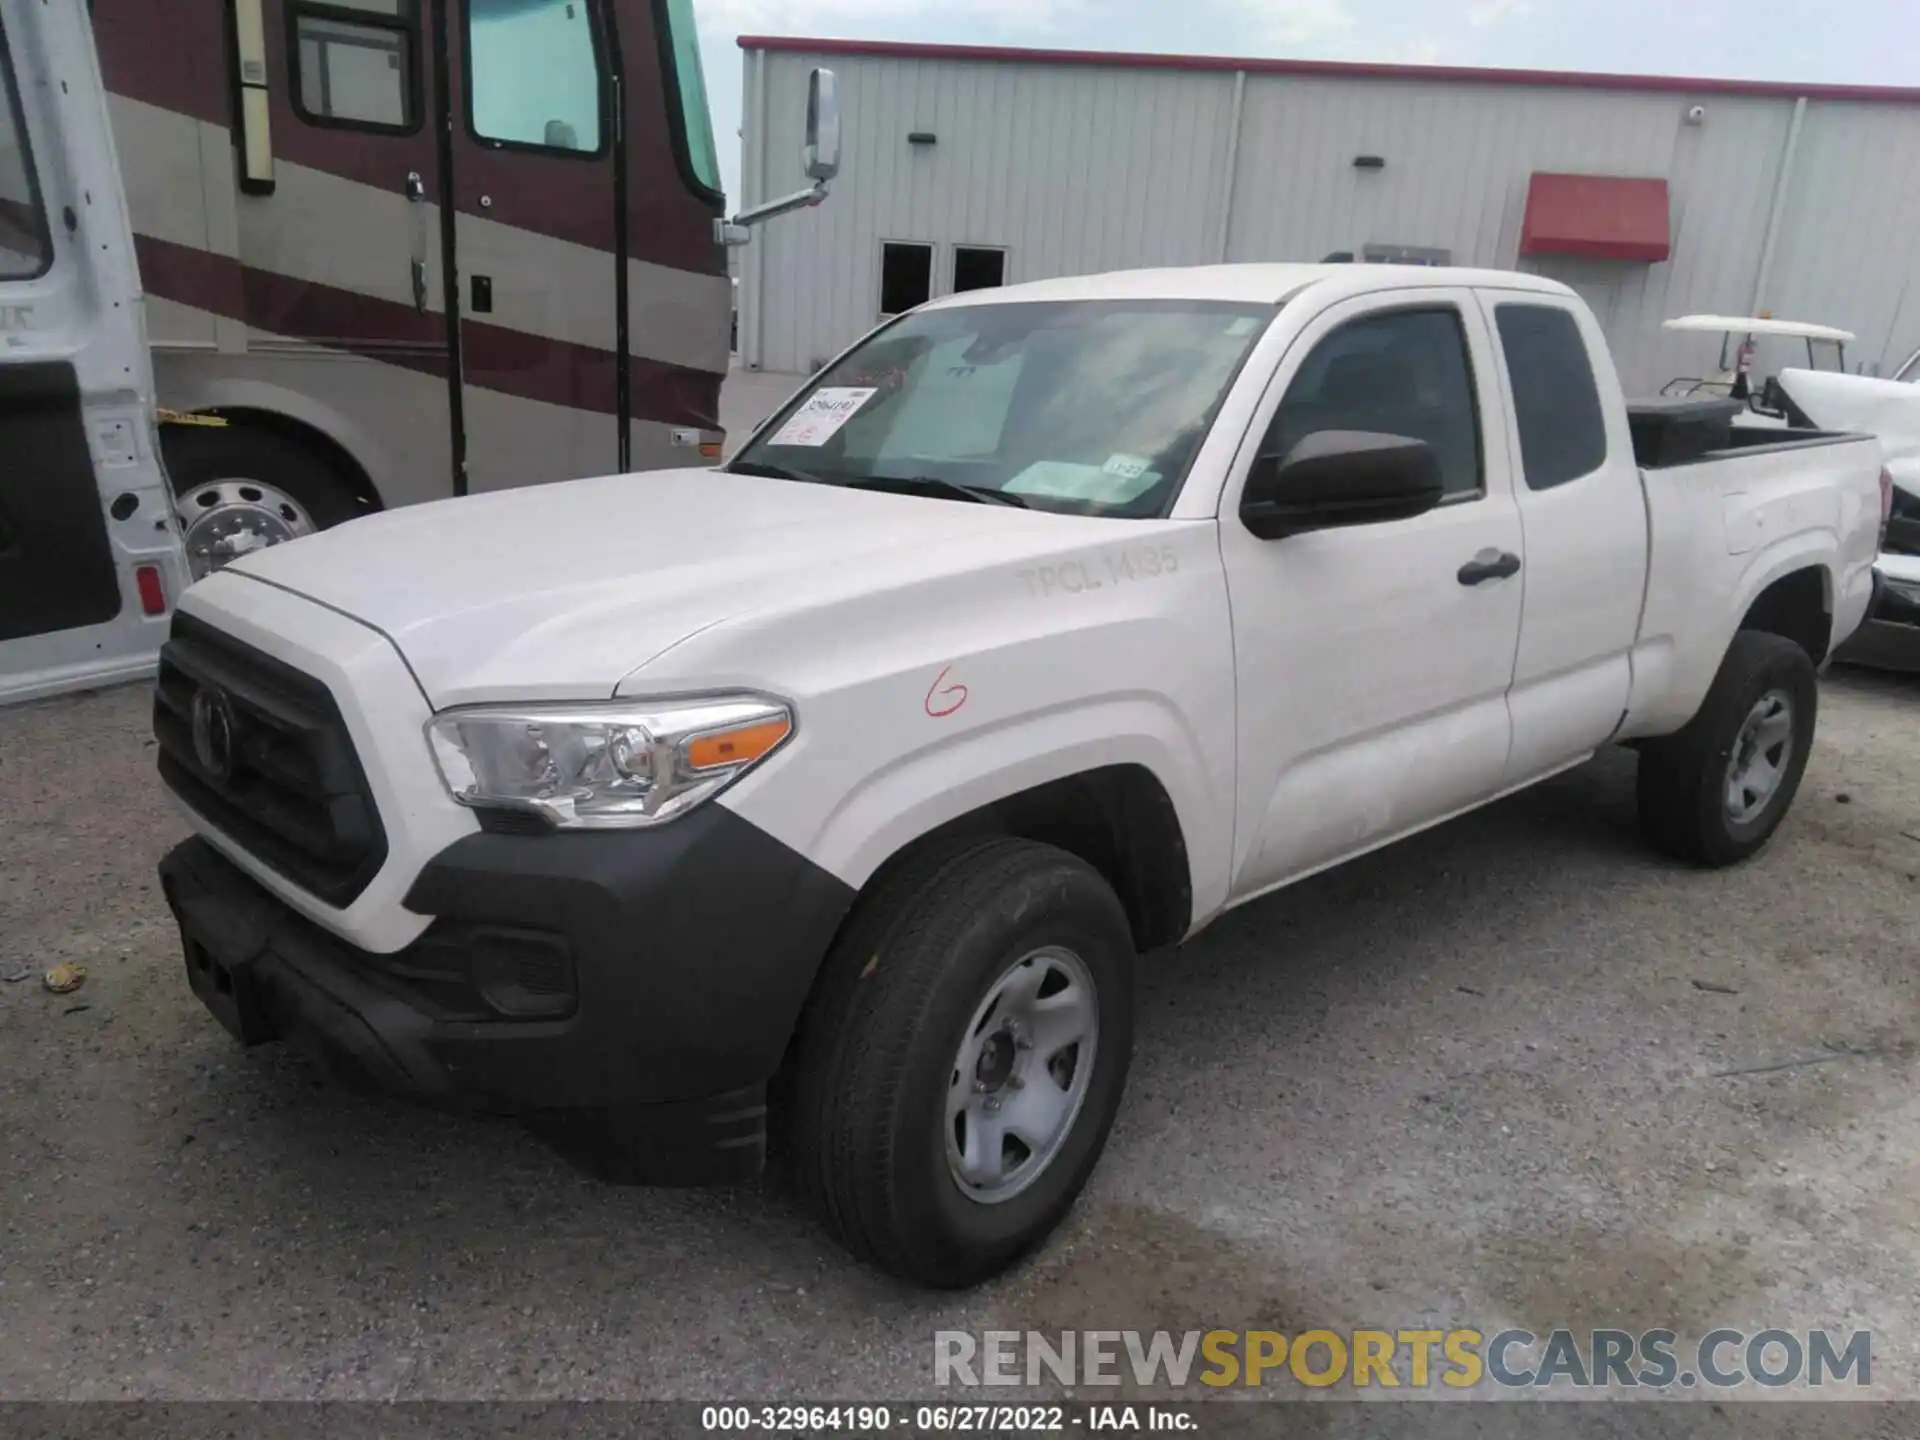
[227,468,1137,707]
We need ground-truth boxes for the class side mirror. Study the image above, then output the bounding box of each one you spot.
[804,69,841,182]
[1240,430,1445,540]
[717,68,842,246]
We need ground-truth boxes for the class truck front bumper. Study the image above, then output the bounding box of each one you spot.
[159,804,854,1184]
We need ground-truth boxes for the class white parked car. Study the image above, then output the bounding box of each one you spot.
[154,264,1886,1286]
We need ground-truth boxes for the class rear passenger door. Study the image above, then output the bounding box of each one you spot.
[1221,291,1525,899]
[1478,291,1649,782]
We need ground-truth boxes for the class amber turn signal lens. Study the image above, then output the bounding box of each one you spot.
[699,441,724,459]
[684,716,791,771]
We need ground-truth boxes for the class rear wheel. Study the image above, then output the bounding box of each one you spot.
[162,425,364,579]
[1636,630,1818,866]
[787,838,1136,1288]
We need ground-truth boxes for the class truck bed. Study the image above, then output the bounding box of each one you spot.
[1624,429,1883,738]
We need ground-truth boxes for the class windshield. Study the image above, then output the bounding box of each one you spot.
[732,299,1275,517]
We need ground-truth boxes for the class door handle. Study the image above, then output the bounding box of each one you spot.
[405,170,426,202]
[1457,550,1522,586]
[410,257,428,315]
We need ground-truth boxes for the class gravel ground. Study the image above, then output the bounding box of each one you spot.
[2,666,1918,1425]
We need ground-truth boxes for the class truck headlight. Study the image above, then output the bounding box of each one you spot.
[427,697,793,829]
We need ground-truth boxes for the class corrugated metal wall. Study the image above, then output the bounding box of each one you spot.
[741,46,1920,394]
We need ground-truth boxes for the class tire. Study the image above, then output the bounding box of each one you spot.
[786,837,1136,1288]
[1636,630,1818,866]
[162,425,364,578]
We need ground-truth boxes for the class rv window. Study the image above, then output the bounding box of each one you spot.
[660,0,722,198]
[0,27,51,279]
[291,2,418,132]
[466,0,604,155]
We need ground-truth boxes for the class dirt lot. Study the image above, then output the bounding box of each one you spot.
[2,666,1918,1422]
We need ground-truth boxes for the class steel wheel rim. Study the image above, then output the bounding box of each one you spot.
[1725,688,1795,826]
[945,946,1099,1206]
[175,479,317,580]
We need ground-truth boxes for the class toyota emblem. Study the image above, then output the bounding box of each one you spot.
[190,686,237,782]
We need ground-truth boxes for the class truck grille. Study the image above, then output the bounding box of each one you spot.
[153,613,387,907]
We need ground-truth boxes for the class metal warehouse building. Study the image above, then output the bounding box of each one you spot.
[733,36,1920,392]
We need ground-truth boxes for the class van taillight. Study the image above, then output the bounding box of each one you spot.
[135,565,167,616]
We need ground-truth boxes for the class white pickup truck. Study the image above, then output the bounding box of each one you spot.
[155,264,1887,1287]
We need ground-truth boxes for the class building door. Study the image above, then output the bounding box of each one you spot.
[445,0,624,493]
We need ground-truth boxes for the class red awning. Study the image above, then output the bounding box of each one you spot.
[1520,173,1671,262]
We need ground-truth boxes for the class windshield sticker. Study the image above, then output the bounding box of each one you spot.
[1103,453,1152,481]
[768,387,879,447]
[1006,460,1163,505]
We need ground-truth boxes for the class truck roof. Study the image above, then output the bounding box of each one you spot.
[919,262,1578,310]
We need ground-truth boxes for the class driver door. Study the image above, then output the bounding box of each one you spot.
[1219,290,1525,900]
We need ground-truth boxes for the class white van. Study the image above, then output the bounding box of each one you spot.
[0,0,186,705]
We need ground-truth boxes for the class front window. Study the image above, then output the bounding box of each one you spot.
[0,22,52,280]
[660,0,721,197]
[1262,307,1483,500]
[732,299,1275,518]
[466,0,603,155]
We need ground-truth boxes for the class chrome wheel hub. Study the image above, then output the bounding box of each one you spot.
[945,947,1099,1205]
[176,479,317,580]
[1725,689,1794,826]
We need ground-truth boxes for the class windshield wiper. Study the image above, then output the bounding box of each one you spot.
[727,458,835,486]
[852,474,1032,509]
[730,461,1031,509]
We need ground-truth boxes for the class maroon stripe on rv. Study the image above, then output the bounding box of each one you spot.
[93,1,233,127]
[133,234,719,429]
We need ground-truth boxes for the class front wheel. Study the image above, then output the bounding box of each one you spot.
[1636,630,1819,866]
[162,425,364,580]
[787,838,1136,1288]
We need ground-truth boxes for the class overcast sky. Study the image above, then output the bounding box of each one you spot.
[688,0,1920,204]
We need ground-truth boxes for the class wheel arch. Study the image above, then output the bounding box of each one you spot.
[1737,562,1833,667]
[858,763,1196,955]
[151,376,391,512]
[180,407,384,515]
[774,702,1226,954]
[1623,541,1838,741]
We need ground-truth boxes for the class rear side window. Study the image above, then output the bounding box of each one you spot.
[1264,308,1484,499]
[0,22,52,278]
[1495,303,1609,490]
[466,0,604,155]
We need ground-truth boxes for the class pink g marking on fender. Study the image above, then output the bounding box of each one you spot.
[925,666,969,718]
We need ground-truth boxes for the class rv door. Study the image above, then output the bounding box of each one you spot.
[0,0,185,706]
